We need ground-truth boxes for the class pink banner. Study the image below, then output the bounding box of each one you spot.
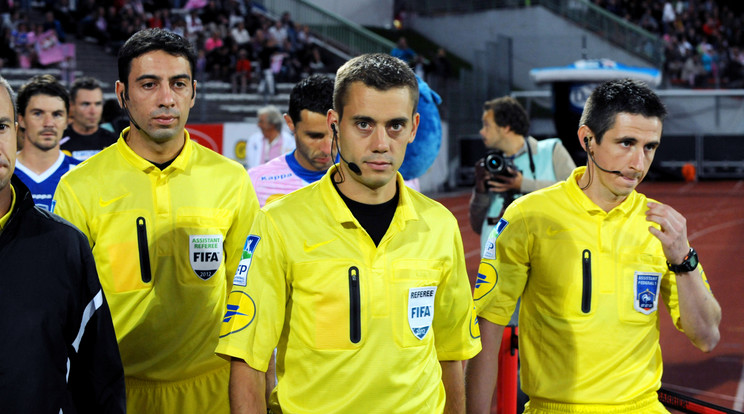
[36,30,64,66]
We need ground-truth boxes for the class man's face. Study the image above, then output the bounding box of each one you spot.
[71,88,103,132]
[257,113,274,135]
[19,94,67,152]
[329,82,419,191]
[287,110,332,171]
[480,109,507,150]
[0,87,17,192]
[585,112,662,200]
[116,50,195,143]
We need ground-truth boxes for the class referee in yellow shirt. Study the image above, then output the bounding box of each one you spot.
[218,53,481,414]
[54,29,259,413]
[466,79,721,413]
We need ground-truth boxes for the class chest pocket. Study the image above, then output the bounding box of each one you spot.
[92,209,152,293]
[175,207,231,285]
[291,260,363,351]
[618,251,667,325]
[391,259,442,348]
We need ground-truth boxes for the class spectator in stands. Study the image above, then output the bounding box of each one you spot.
[391,36,416,66]
[231,48,252,93]
[52,0,75,37]
[42,11,65,43]
[257,37,281,97]
[185,9,204,43]
[248,74,334,207]
[267,19,287,45]
[61,77,118,161]
[204,29,223,52]
[231,20,250,48]
[245,105,295,169]
[307,46,326,74]
[0,27,17,67]
[14,75,81,211]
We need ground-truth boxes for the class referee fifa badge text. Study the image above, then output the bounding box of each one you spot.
[408,286,437,340]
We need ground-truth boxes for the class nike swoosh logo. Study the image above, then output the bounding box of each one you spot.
[303,238,336,252]
[546,226,574,236]
[99,193,131,207]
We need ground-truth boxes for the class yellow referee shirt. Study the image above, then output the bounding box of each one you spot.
[53,129,258,388]
[474,167,711,406]
[217,167,481,414]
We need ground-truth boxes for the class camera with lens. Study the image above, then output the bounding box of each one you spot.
[484,150,517,177]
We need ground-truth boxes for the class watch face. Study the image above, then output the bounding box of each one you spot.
[688,250,699,269]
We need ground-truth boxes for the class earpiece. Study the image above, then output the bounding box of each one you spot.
[330,123,337,134]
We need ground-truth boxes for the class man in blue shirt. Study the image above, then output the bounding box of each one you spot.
[14,74,80,211]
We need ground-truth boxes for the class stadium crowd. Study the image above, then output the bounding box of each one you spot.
[591,0,744,87]
[0,0,328,91]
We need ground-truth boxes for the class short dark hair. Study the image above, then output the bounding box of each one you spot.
[288,74,334,125]
[118,29,196,91]
[483,96,530,136]
[333,53,418,120]
[16,74,70,117]
[70,76,102,102]
[580,79,667,144]
[0,76,16,121]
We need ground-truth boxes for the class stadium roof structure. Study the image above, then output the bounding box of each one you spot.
[530,59,662,87]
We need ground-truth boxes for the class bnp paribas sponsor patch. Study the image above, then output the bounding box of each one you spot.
[634,271,661,314]
[189,234,224,280]
[408,286,437,340]
[233,235,260,287]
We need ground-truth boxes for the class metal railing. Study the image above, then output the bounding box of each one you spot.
[255,0,395,56]
[406,0,664,66]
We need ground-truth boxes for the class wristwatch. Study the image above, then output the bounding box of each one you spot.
[667,247,699,273]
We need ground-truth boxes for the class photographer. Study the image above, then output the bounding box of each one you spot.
[469,96,575,249]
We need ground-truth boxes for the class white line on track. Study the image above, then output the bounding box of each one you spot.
[734,362,744,411]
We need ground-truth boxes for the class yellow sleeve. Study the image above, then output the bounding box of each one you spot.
[53,177,93,248]
[662,264,711,332]
[433,217,482,361]
[224,170,260,291]
[474,203,529,326]
[216,210,287,372]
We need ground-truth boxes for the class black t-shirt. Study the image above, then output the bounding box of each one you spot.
[61,126,118,161]
[335,180,399,247]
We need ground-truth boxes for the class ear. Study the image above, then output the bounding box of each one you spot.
[408,112,420,144]
[190,79,197,108]
[327,109,338,133]
[283,113,295,134]
[18,114,26,130]
[115,80,125,108]
[578,125,593,152]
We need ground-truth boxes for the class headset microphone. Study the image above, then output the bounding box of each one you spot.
[120,91,143,131]
[584,137,622,176]
[331,123,362,175]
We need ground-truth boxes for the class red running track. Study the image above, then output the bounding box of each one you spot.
[435,180,744,411]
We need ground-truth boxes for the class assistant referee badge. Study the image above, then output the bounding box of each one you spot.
[634,271,661,314]
[189,235,224,280]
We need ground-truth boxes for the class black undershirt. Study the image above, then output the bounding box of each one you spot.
[334,179,399,247]
[149,158,176,170]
